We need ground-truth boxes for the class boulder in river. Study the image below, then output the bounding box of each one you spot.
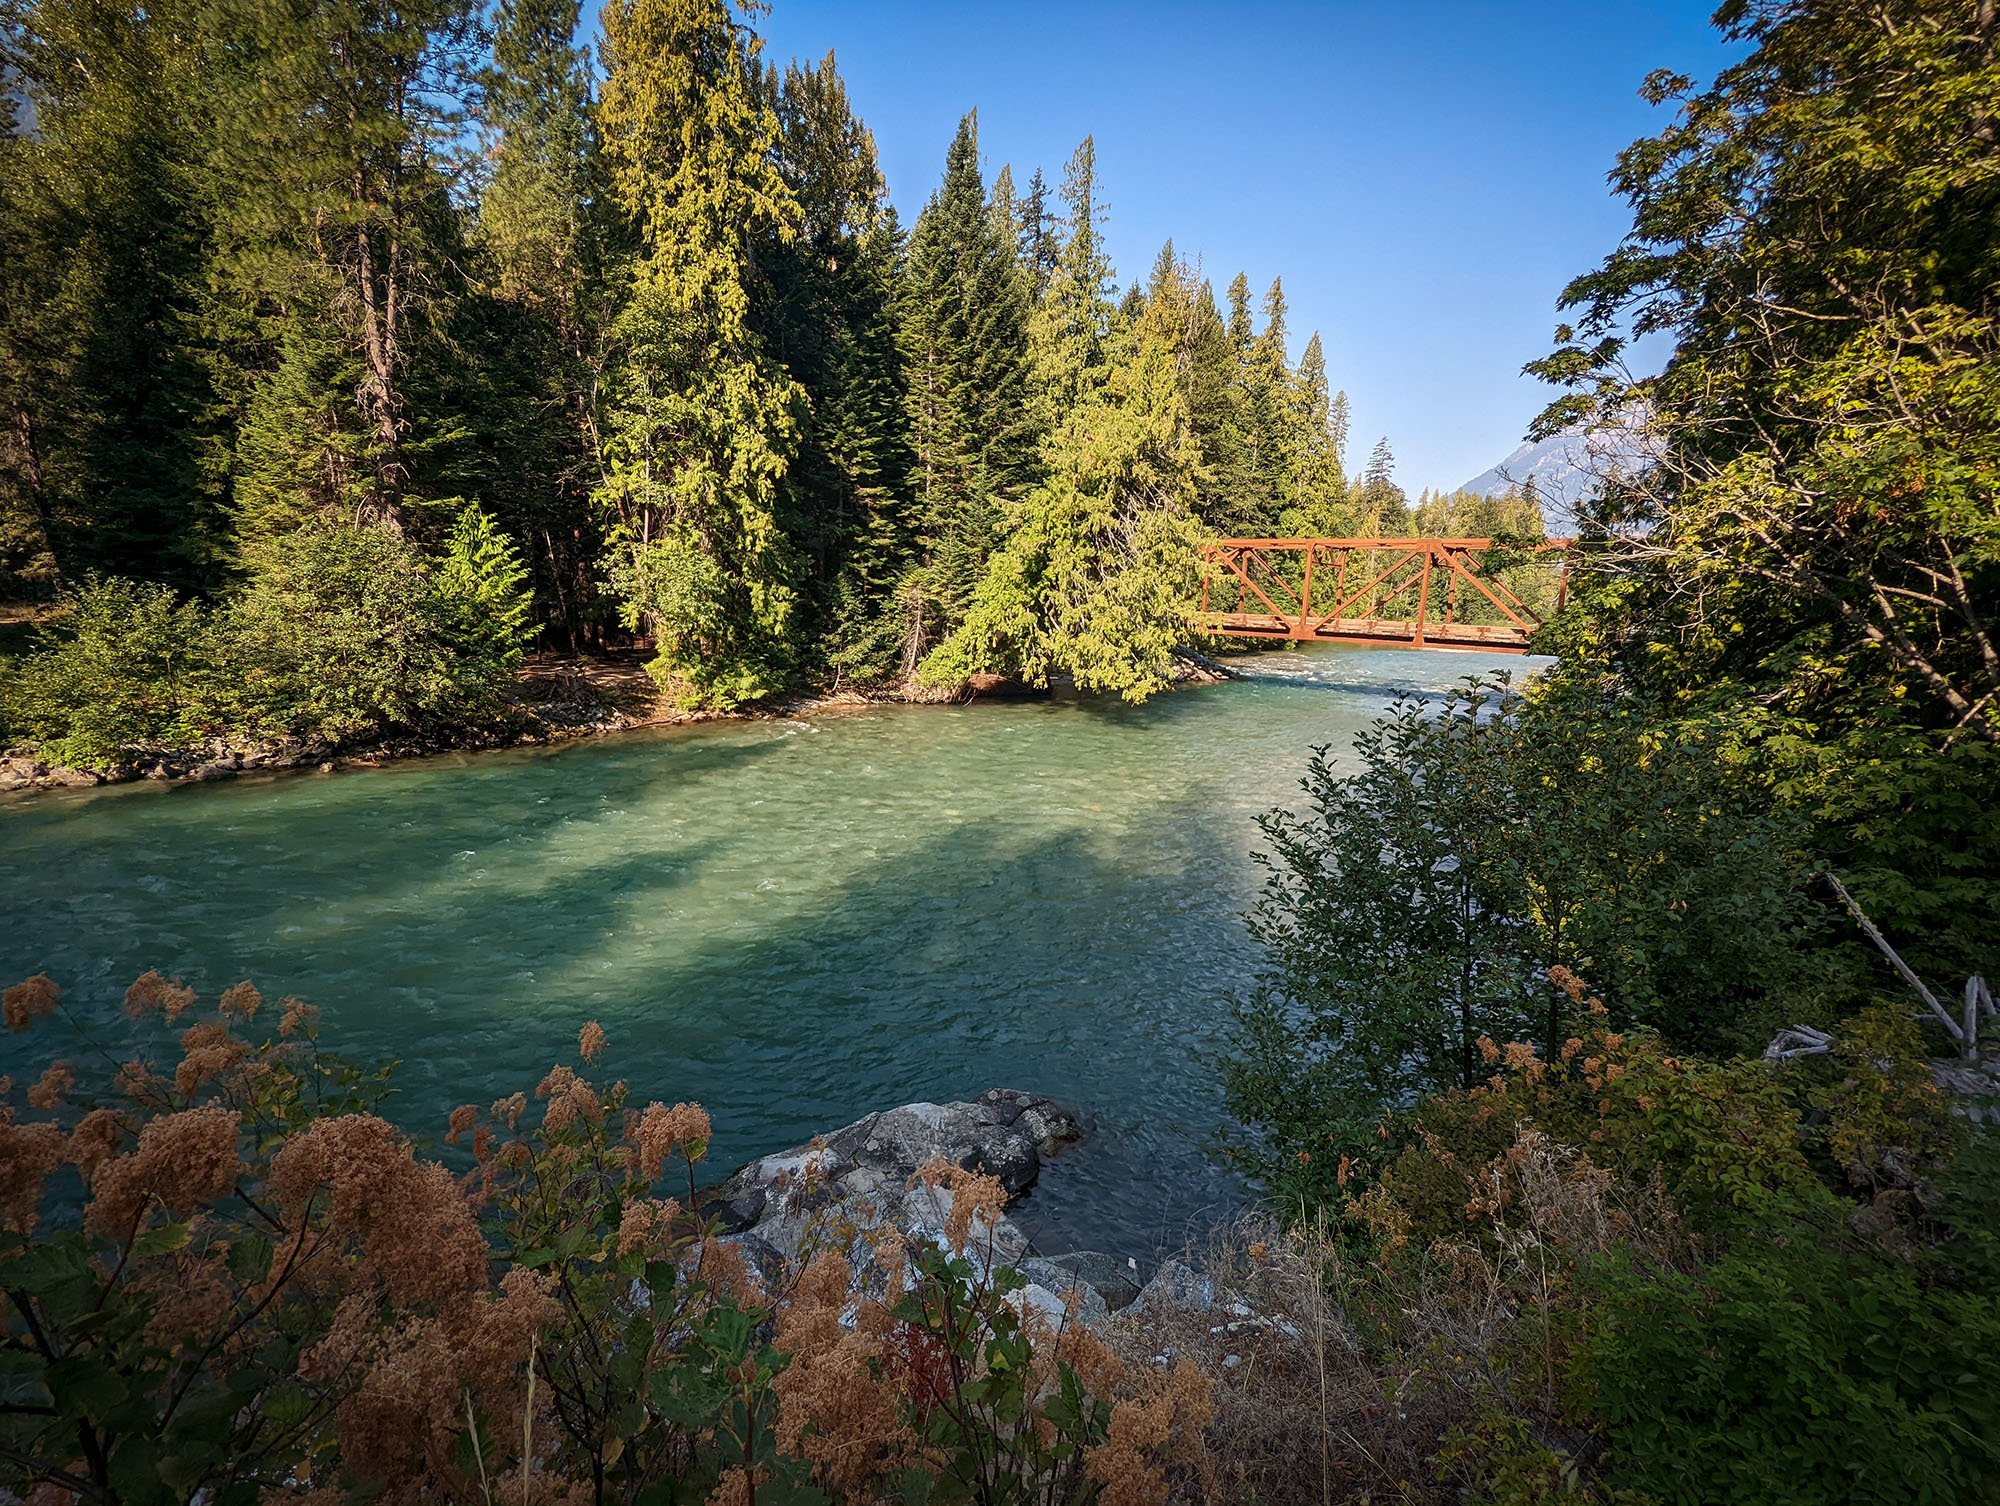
[705,1089,1092,1307]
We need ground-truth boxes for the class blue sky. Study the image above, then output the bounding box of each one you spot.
[746,1,1740,495]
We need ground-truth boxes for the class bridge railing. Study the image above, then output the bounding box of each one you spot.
[1197,537,1570,650]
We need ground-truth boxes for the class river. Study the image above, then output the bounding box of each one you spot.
[0,645,1536,1260]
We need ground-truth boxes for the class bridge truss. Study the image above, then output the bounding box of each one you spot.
[1198,537,1569,652]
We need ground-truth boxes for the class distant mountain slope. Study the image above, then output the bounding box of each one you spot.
[1460,421,1654,531]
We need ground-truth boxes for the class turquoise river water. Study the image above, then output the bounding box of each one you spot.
[0,646,1534,1260]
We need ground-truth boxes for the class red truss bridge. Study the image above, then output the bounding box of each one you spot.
[1198,537,1571,652]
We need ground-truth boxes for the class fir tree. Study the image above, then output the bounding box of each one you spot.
[1026,136,1117,426]
[1280,332,1355,536]
[896,111,1036,669]
[594,0,805,707]
[1355,436,1409,534]
[211,0,485,543]
[1016,165,1061,302]
[0,0,222,588]
[922,240,1207,704]
[762,52,914,683]
[463,0,609,646]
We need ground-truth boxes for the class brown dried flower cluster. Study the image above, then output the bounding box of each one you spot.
[910,1155,1008,1255]
[1085,1357,1216,1506]
[772,1252,911,1498]
[26,1061,73,1111]
[84,1105,243,1239]
[219,980,263,1020]
[635,1100,711,1179]
[536,1064,604,1134]
[3,974,60,1032]
[614,1195,681,1257]
[123,969,197,1023]
[578,1020,606,1062]
[0,1117,65,1232]
[269,1114,487,1305]
[176,1019,250,1096]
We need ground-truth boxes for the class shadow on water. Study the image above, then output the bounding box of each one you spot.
[0,724,1255,1263]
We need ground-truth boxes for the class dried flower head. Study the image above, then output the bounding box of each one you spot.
[578,1020,606,1063]
[3,975,59,1032]
[615,1196,682,1257]
[26,1062,73,1112]
[1476,1034,1500,1065]
[68,1107,123,1178]
[124,970,197,1023]
[219,980,262,1020]
[635,1101,711,1180]
[1547,964,1589,1003]
[446,1105,476,1145]
[268,1115,487,1305]
[536,1064,604,1135]
[911,1156,1008,1255]
[278,997,319,1037]
[0,1120,65,1233]
[84,1106,242,1239]
[175,1020,247,1097]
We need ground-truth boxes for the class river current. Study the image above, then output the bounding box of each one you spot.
[0,646,1536,1259]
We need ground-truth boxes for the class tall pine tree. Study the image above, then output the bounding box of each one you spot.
[464,0,610,645]
[594,0,804,707]
[896,111,1036,671]
[761,51,914,684]
[212,0,485,545]
[0,0,222,589]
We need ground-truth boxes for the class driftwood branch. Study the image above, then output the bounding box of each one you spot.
[1823,871,1977,1059]
[1763,1024,1836,1063]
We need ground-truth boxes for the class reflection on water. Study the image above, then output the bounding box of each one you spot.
[0,645,1540,1259]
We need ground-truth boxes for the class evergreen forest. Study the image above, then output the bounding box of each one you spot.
[0,0,1510,760]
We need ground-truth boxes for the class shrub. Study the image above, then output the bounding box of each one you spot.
[0,578,223,769]
[1578,1239,2000,1505]
[229,521,533,742]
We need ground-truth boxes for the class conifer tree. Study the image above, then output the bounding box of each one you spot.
[465,0,609,645]
[762,52,914,683]
[1016,166,1061,302]
[1147,252,1248,531]
[1355,436,1410,534]
[0,0,222,588]
[1280,332,1355,536]
[212,0,485,543]
[922,245,1207,703]
[593,0,804,707]
[896,111,1036,669]
[1026,136,1117,426]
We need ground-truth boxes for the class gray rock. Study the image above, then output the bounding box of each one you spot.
[705,1090,1083,1297]
[1017,1257,1112,1325]
[1130,1258,1215,1317]
[1033,1249,1143,1313]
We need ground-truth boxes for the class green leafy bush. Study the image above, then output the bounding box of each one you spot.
[1578,1239,2000,1506]
[0,578,223,768]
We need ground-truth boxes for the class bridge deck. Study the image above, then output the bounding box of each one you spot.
[1203,612,1534,650]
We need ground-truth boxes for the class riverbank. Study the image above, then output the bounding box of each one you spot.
[0,645,1242,797]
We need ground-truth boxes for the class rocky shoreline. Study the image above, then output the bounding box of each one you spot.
[1,647,1237,799]
[703,1089,1180,1326]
